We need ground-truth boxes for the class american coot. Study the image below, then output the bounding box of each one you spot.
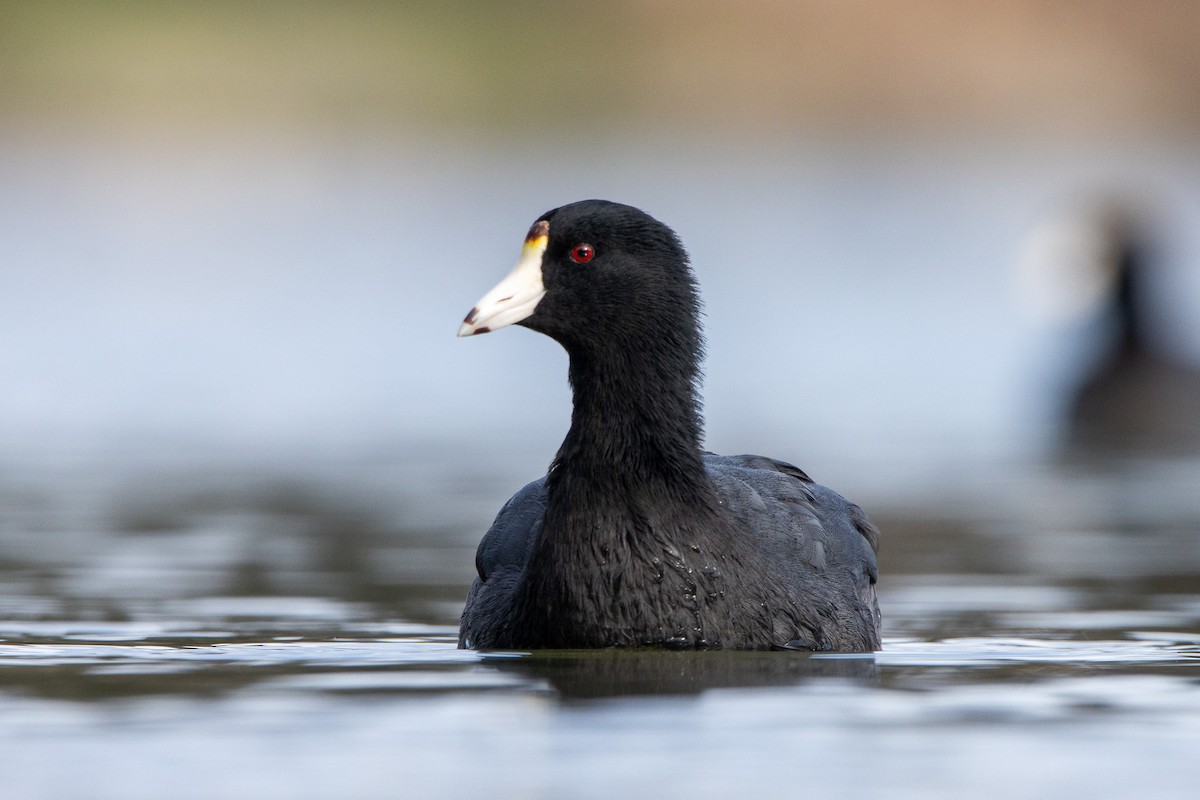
[457,200,881,651]
[1068,214,1200,455]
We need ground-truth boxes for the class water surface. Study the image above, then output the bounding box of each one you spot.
[1,450,1197,799]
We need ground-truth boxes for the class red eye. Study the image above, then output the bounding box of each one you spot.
[570,243,595,264]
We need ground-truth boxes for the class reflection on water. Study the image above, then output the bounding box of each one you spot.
[0,449,1198,799]
[483,648,880,699]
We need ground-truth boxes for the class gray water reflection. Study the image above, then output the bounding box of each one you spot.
[0,450,1198,799]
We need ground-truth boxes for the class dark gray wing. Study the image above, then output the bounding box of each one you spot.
[704,453,881,650]
[458,477,546,648]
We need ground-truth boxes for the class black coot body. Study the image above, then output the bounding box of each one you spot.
[1068,221,1200,455]
[457,200,881,651]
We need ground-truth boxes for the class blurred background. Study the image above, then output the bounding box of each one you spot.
[4,0,1200,468]
[1,0,1199,619]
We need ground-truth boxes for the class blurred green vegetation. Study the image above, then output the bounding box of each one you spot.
[2,0,1199,140]
[0,0,647,135]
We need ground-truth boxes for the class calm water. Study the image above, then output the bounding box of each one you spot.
[1,448,1198,799]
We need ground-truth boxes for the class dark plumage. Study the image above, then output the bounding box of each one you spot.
[1068,218,1200,455]
[457,200,881,651]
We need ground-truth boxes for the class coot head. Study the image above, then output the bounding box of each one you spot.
[458,200,700,355]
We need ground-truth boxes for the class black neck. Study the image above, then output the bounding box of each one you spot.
[518,326,722,647]
[1113,255,1147,355]
[548,334,709,505]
